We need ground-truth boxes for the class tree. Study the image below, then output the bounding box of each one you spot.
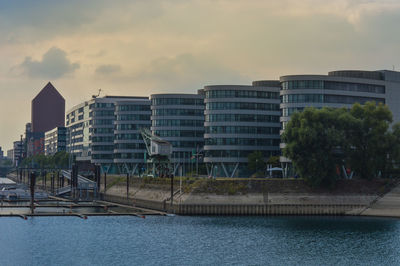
[346,102,393,179]
[282,101,399,186]
[248,151,266,177]
[0,159,12,166]
[266,156,280,167]
[19,151,70,169]
[53,151,69,168]
[282,107,349,187]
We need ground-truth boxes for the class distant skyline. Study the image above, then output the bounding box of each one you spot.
[1,0,400,150]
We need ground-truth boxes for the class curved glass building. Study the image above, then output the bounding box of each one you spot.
[66,96,149,174]
[279,70,394,175]
[113,99,151,175]
[203,81,281,177]
[280,71,386,133]
[150,93,204,176]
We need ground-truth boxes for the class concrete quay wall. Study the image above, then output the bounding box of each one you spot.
[100,193,365,216]
[176,203,364,216]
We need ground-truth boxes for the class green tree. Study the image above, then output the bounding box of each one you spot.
[282,107,349,187]
[390,124,400,163]
[266,156,280,167]
[346,102,393,179]
[0,159,12,166]
[53,151,69,168]
[19,151,70,169]
[247,151,266,177]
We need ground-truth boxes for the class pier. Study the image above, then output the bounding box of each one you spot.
[1,170,167,219]
[0,197,167,219]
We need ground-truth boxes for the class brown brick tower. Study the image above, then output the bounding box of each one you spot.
[30,82,65,155]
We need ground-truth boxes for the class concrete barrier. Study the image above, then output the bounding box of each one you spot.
[98,193,365,216]
[176,203,364,216]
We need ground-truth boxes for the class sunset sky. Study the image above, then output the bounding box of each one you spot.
[1,0,400,150]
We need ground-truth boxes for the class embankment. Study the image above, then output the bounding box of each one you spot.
[101,177,397,216]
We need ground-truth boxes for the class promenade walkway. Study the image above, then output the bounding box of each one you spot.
[360,183,400,218]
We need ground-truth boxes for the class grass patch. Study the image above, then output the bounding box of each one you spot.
[106,176,126,190]
[192,179,248,195]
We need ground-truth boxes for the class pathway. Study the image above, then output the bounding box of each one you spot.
[359,183,400,218]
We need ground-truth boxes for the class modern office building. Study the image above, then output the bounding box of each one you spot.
[66,96,149,173]
[25,123,32,157]
[44,127,67,156]
[203,81,281,177]
[279,70,400,175]
[7,149,14,163]
[150,93,205,176]
[57,69,400,178]
[11,140,24,167]
[113,99,151,175]
[30,82,65,155]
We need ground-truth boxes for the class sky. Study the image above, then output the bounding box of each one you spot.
[1,0,400,151]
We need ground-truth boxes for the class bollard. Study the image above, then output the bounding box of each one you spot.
[126,173,129,199]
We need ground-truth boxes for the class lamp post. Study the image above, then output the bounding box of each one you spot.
[256,158,259,176]
[18,134,23,168]
[68,126,74,170]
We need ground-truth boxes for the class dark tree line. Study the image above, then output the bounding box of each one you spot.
[282,102,400,187]
[20,151,70,169]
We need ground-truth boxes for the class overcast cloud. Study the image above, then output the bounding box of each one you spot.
[20,47,79,79]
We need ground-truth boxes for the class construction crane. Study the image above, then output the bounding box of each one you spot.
[140,128,173,177]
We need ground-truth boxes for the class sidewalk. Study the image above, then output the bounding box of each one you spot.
[359,183,400,217]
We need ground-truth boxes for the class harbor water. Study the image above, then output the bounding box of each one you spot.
[0,216,399,265]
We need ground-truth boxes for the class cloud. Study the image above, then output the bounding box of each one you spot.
[0,1,99,37]
[95,64,121,75]
[0,0,165,44]
[134,53,248,90]
[20,47,79,79]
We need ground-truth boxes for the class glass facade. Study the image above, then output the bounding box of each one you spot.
[90,101,115,163]
[205,114,279,123]
[116,114,150,121]
[114,153,144,159]
[116,105,150,111]
[205,138,280,146]
[91,128,114,134]
[204,85,281,177]
[282,107,305,117]
[206,90,279,99]
[93,110,115,116]
[152,109,204,116]
[281,80,385,94]
[113,101,151,168]
[281,94,384,104]
[114,133,143,140]
[152,120,204,127]
[153,130,204,138]
[114,143,146,150]
[151,94,205,174]
[115,124,143,131]
[67,97,150,170]
[206,102,279,111]
[205,126,280,135]
[207,150,277,158]
[152,98,203,106]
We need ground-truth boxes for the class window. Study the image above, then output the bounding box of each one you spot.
[205,90,279,99]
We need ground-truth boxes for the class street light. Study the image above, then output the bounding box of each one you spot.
[68,126,74,170]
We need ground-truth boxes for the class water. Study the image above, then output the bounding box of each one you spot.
[0,216,399,265]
